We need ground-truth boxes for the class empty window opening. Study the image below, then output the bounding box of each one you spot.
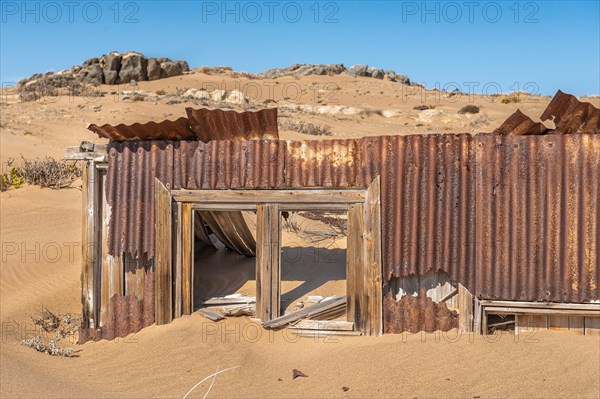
[280,211,347,320]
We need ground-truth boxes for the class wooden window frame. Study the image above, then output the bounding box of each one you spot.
[155,178,383,336]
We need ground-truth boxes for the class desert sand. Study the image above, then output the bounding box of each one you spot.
[1,70,599,398]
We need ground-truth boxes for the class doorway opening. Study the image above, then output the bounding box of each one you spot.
[193,210,258,313]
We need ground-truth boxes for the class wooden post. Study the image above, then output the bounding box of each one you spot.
[99,169,110,327]
[154,178,173,325]
[81,160,100,329]
[473,297,482,334]
[173,202,182,318]
[346,204,362,325]
[364,176,383,336]
[458,283,473,333]
[256,204,280,321]
[181,203,193,314]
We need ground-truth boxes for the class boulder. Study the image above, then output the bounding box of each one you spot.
[100,52,122,85]
[159,61,182,78]
[225,89,248,104]
[370,68,384,79]
[117,53,148,84]
[396,74,410,84]
[82,57,99,67]
[77,64,104,85]
[210,89,227,102]
[178,60,190,72]
[147,58,161,80]
[347,64,369,77]
[193,89,210,100]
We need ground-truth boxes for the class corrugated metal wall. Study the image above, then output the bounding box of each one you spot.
[101,133,599,336]
[106,141,174,258]
[475,134,600,302]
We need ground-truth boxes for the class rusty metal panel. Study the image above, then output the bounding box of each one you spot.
[475,134,600,302]
[377,134,476,295]
[494,109,550,136]
[185,108,279,141]
[284,138,366,187]
[106,141,174,259]
[541,90,600,135]
[199,211,256,256]
[383,288,458,333]
[174,139,287,189]
[88,118,197,141]
[79,271,154,343]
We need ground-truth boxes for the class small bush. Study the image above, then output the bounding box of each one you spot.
[21,308,81,357]
[458,104,480,114]
[278,119,332,136]
[0,157,82,191]
[155,89,167,95]
[501,95,521,104]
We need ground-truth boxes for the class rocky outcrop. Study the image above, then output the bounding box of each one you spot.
[17,51,190,101]
[259,63,410,84]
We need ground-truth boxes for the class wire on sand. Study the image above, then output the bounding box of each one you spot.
[182,365,241,399]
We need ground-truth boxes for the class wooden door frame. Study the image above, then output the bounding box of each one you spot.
[154,178,383,336]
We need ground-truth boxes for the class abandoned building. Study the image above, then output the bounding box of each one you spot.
[69,90,600,342]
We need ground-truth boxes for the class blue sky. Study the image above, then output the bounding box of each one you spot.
[1,1,599,96]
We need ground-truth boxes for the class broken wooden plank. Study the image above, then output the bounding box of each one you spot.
[197,309,225,321]
[457,284,473,333]
[288,320,354,331]
[200,295,256,306]
[291,329,363,338]
[263,296,346,329]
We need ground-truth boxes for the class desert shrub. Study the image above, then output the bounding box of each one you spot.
[0,157,81,191]
[458,104,480,114]
[236,71,259,80]
[501,95,521,104]
[278,118,332,136]
[155,89,167,95]
[21,308,81,357]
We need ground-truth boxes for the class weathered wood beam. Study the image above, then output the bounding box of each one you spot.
[172,189,366,203]
[154,178,173,325]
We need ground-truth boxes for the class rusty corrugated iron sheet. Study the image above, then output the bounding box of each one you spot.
[383,288,458,333]
[475,134,600,302]
[496,91,599,136]
[174,139,287,189]
[185,108,279,141]
[199,211,256,256]
[106,141,174,258]
[88,118,197,141]
[541,90,600,135]
[79,271,154,343]
[494,109,550,136]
